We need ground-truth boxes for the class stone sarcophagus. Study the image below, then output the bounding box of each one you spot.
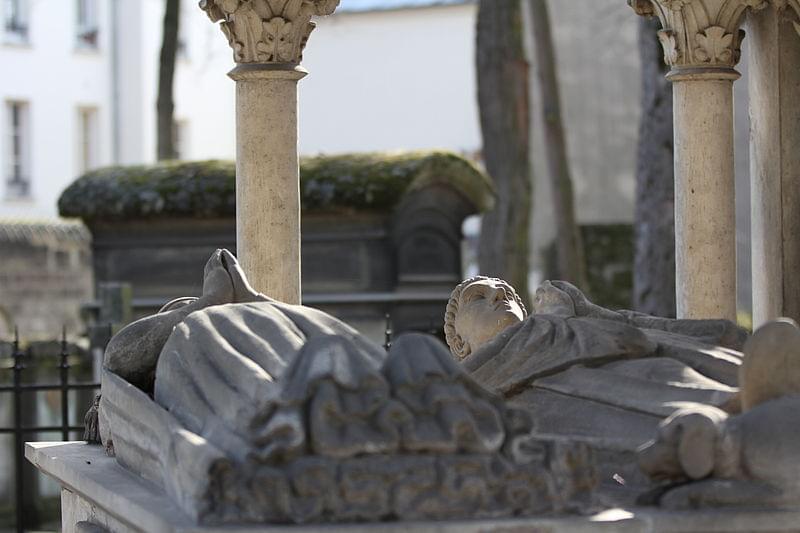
[26,251,800,532]
[45,250,600,531]
[58,151,494,341]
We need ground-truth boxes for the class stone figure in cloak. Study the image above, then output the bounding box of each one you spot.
[444,276,747,502]
[96,250,597,525]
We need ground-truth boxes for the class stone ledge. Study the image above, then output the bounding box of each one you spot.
[26,442,800,533]
[27,442,639,533]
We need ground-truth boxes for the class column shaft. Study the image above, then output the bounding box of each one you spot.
[748,8,800,327]
[672,75,738,320]
[230,65,306,303]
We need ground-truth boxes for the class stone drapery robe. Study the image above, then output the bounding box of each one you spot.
[461,315,741,451]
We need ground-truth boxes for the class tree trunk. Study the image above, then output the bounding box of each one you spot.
[157,0,181,161]
[633,16,676,317]
[527,0,588,290]
[476,0,532,305]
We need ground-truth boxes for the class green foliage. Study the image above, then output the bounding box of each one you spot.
[59,152,494,222]
[581,224,634,310]
[543,224,633,310]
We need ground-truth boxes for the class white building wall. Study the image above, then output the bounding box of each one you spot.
[114,0,146,165]
[0,0,642,224]
[300,5,481,154]
[527,0,642,270]
[171,0,237,161]
[170,1,643,229]
[0,0,114,219]
[0,0,657,236]
[158,3,481,162]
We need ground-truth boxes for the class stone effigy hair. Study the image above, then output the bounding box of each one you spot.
[444,275,527,359]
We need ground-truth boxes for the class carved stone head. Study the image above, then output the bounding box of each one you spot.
[444,276,527,359]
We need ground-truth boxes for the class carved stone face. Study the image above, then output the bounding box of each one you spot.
[454,279,525,356]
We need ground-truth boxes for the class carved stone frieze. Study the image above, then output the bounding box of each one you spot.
[629,0,770,71]
[199,0,340,64]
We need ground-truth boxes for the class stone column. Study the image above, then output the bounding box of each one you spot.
[630,0,764,321]
[747,0,800,327]
[200,0,339,303]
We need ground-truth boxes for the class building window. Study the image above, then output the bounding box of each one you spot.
[3,0,28,43]
[5,101,31,199]
[78,107,98,174]
[76,0,98,48]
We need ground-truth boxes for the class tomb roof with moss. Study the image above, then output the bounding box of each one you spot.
[58,151,494,222]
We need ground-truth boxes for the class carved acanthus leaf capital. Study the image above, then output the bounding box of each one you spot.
[199,0,340,64]
[630,0,769,71]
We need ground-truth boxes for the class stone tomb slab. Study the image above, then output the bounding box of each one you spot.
[27,442,800,533]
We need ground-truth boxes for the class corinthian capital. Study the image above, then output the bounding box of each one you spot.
[630,0,770,72]
[199,0,340,64]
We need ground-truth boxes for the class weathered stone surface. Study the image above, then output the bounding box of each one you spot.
[75,521,109,533]
[29,442,800,532]
[103,249,263,391]
[533,280,748,350]
[96,251,598,525]
[0,219,93,338]
[199,0,339,65]
[445,278,740,433]
[61,153,492,341]
[739,319,800,410]
[748,3,800,328]
[444,277,744,504]
[58,153,493,223]
[83,395,101,444]
[638,319,800,509]
[629,0,766,320]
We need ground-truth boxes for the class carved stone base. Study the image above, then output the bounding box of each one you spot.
[28,442,800,533]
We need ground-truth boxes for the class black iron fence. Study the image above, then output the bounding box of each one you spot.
[0,328,103,533]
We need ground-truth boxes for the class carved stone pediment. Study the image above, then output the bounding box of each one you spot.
[630,0,769,70]
[199,0,340,64]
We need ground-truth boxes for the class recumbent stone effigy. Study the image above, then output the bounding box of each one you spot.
[97,250,597,524]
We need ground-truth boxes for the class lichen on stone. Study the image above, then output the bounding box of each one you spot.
[58,152,494,222]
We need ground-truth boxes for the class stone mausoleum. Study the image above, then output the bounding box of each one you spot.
[59,152,493,343]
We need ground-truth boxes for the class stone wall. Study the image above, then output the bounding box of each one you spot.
[0,220,93,339]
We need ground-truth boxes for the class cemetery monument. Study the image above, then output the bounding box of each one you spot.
[27,0,800,531]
